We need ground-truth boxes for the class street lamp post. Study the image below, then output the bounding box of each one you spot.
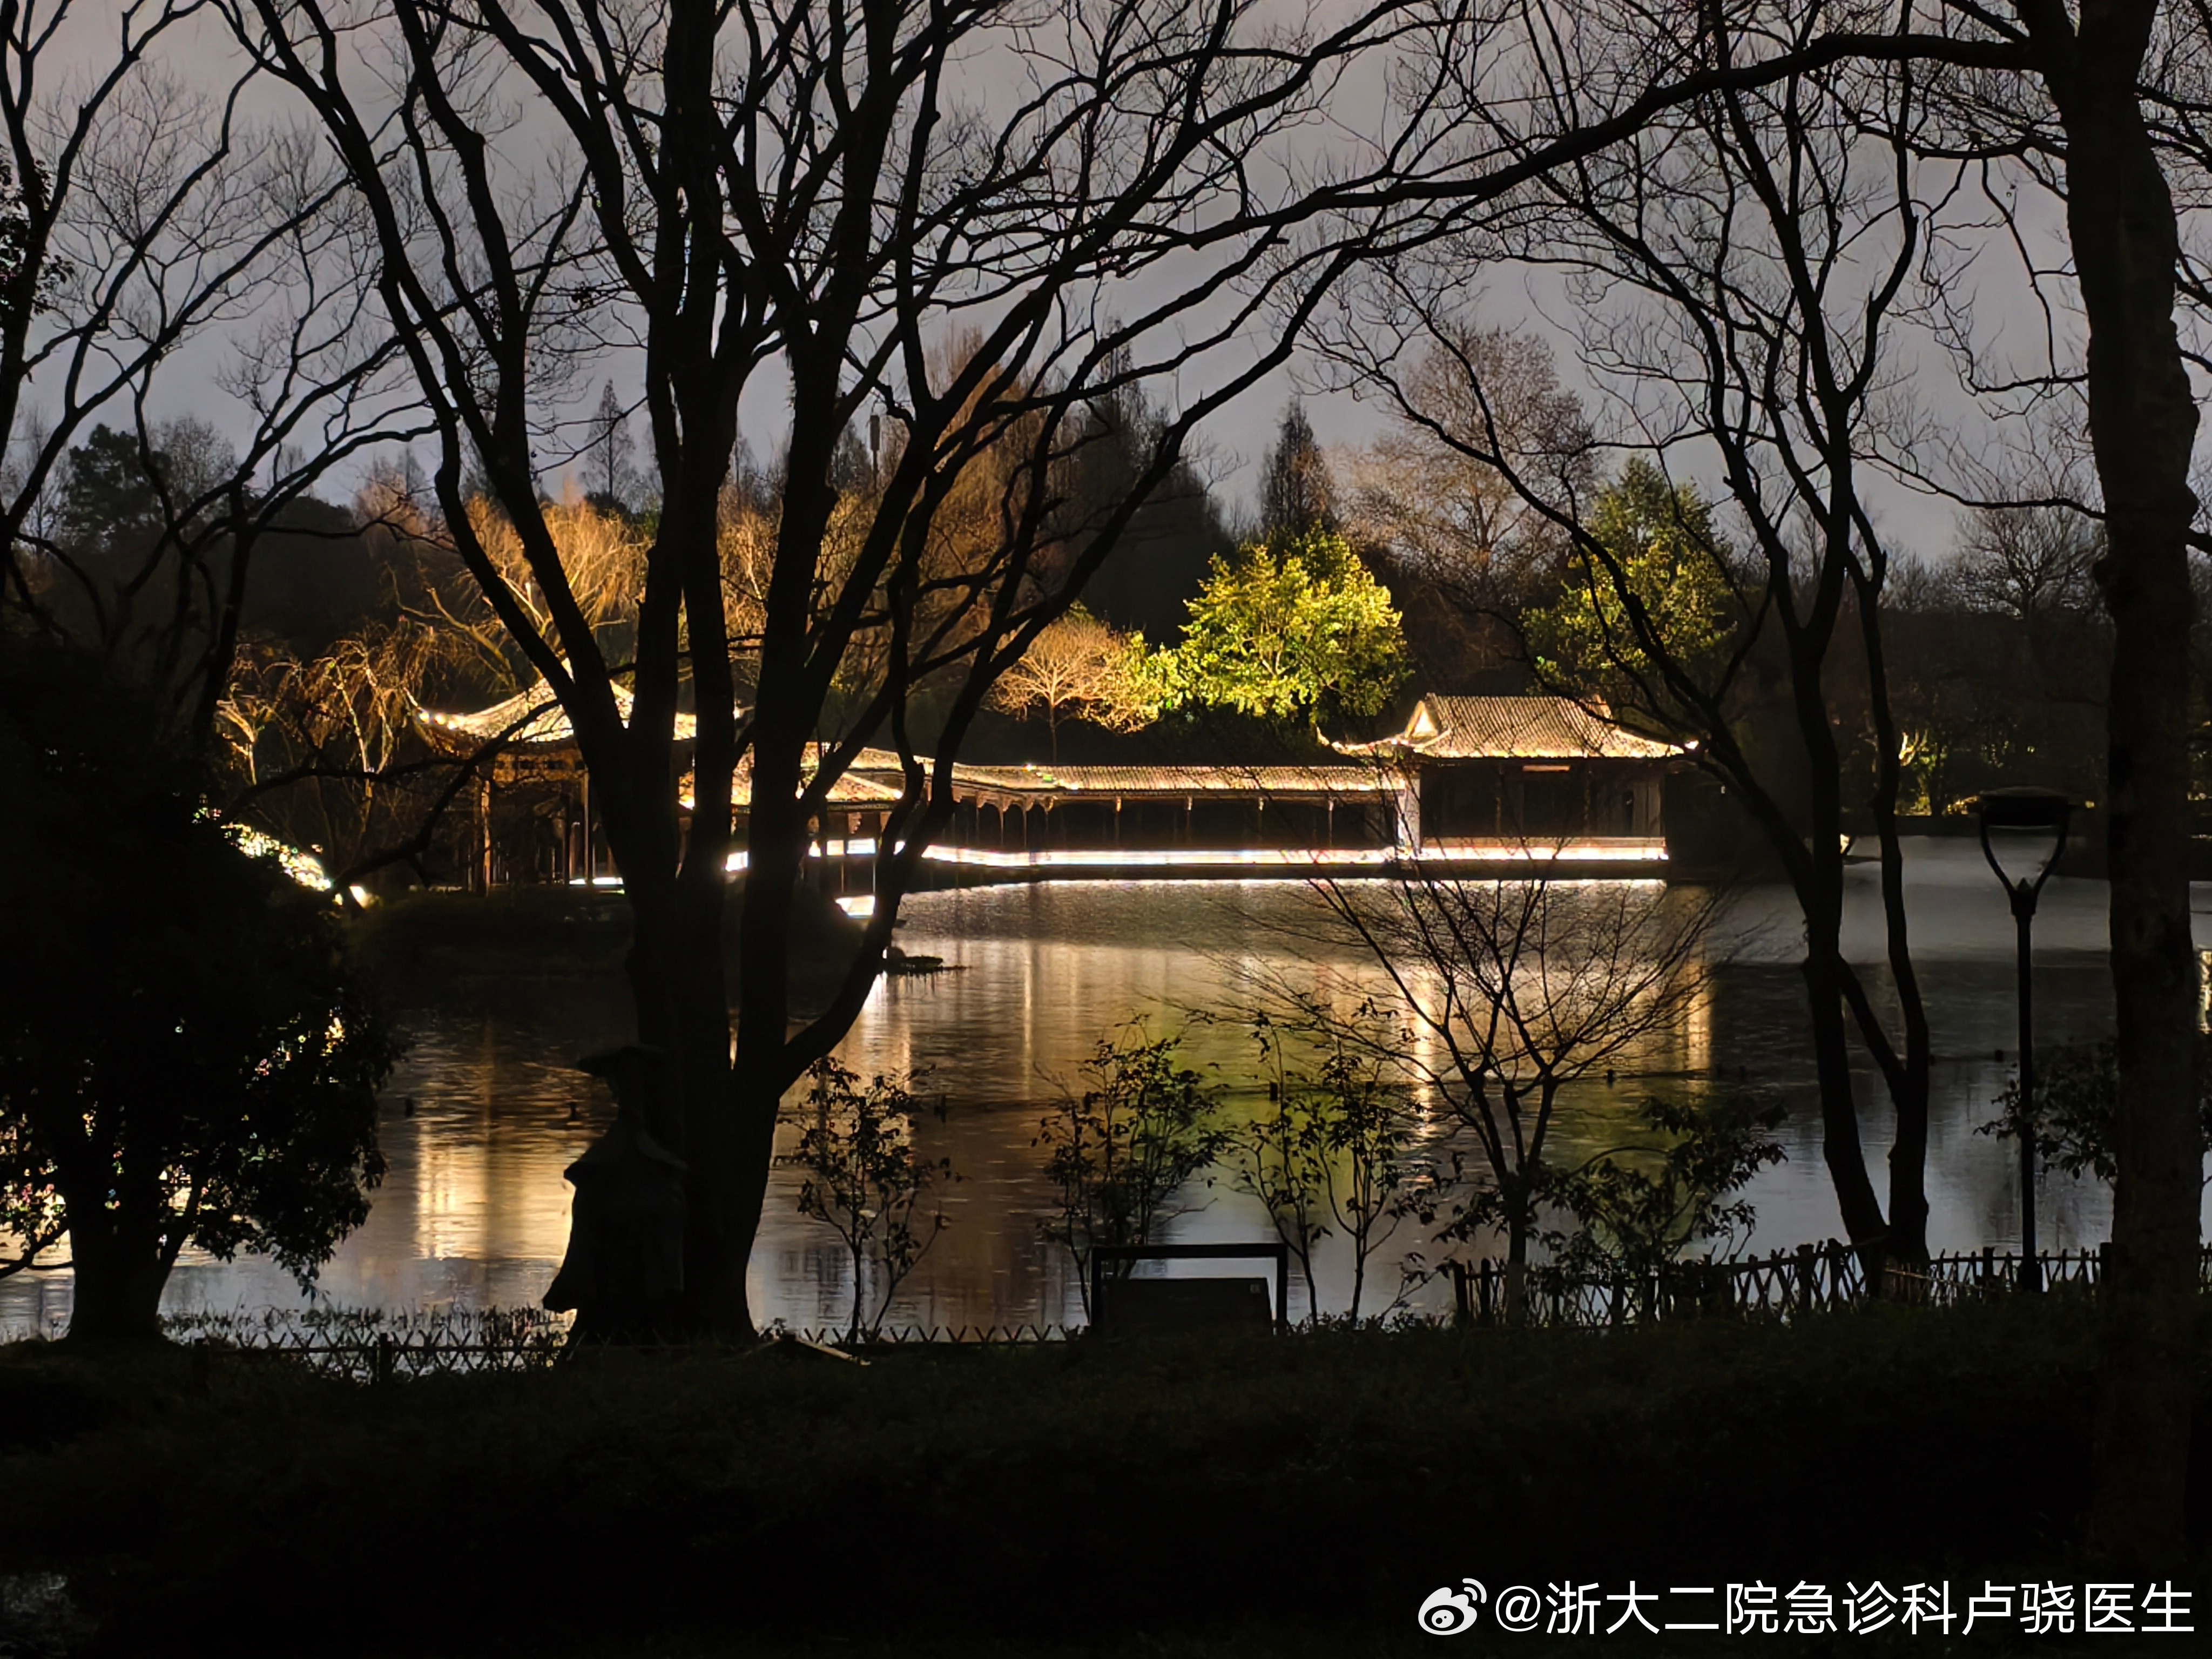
[1975,788,2073,1294]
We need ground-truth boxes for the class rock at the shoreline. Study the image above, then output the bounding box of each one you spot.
[883,943,949,975]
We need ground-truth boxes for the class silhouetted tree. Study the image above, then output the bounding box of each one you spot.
[1260,867,1727,1322]
[0,644,396,1341]
[1036,1022,1229,1314]
[1955,501,2101,622]
[1053,371,1234,640]
[781,1059,953,1344]
[1237,1009,1439,1321]
[245,0,1425,1336]
[1325,37,1952,1270]
[58,424,174,554]
[0,5,419,748]
[242,0,1949,1339]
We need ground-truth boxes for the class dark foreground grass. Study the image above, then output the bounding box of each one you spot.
[2,1297,2208,1657]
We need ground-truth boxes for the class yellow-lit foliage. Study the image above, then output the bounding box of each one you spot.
[717,335,1051,731]
[988,605,1152,756]
[465,489,647,639]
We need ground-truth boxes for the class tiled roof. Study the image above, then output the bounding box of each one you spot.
[417,682,698,746]
[1358,695,1678,760]
[945,763,1391,800]
[684,758,906,811]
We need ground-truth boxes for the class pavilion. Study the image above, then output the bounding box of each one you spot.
[1332,694,1680,859]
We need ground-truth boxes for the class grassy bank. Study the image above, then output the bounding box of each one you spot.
[3,1298,2207,1656]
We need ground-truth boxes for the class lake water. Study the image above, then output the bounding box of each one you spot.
[6,839,2209,1338]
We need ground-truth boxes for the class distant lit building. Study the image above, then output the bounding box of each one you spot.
[416,686,1682,888]
[1335,694,1679,858]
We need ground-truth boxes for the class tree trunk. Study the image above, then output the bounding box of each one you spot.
[62,1211,172,1343]
[1778,596,1920,1265]
[2026,0,2203,1569]
[1800,921,1890,1267]
[704,722,812,1337]
[1505,1209,1530,1325]
[1858,594,1936,1264]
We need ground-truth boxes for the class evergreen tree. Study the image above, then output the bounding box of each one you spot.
[588,381,637,513]
[60,424,171,553]
[1146,528,1407,726]
[1056,373,1232,639]
[1523,460,1739,709]
[1258,400,1335,541]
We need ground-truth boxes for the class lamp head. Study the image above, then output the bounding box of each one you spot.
[1975,787,2073,896]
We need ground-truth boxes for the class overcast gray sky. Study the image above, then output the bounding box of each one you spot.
[46,1,2134,569]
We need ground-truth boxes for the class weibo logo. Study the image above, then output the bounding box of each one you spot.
[1418,1579,1488,1635]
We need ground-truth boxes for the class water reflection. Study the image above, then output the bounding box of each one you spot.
[6,842,2210,1338]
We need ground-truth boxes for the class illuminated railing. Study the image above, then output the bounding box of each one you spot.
[720,837,876,874]
[577,836,1676,888]
[910,840,1667,871]
[1415,838,1669,863]
[912,844,1398,870]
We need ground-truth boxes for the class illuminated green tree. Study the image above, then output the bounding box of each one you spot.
[1525,461,1739,708]
[1149,529,1407,725]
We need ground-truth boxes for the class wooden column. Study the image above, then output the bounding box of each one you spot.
[580,772,594,884]
[476,774,495,892]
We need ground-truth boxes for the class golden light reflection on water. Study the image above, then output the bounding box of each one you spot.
[1683,973,1714,1076]
[10,866,2212,1338]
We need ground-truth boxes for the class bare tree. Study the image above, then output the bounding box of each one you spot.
[239,0,1453,1336]
[1801,0,2211,1562]
[1320,27,1957,1269]
[1237,1006,1440,1323]
[1343,325,1593,583]
[0,6,420,748]
[987,604,1148,763]
[233,0,2027,1338]
[1258,865,1725,1322]
[1332,0,2202,1550]
[1954,500,2101,621]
